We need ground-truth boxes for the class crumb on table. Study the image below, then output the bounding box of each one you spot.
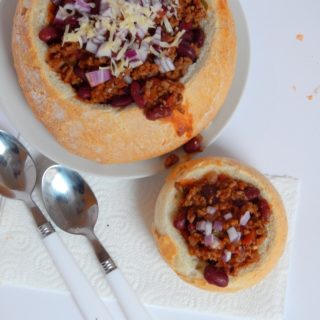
[296,33,304,41]
[164,154,180,168]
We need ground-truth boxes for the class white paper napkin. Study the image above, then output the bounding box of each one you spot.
[0,146,299,320]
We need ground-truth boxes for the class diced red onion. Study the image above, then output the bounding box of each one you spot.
[129,60,143,68]
[53,11,66,25]
[96,42,113,57]
[86,40,99,54]
[99,0,109,14]
[213,220,223,232]
[75,0,94,13]
[86,40,98,54]
[54,5,75,24]
[236,231,242,242]
[81,35,88,44]
[78,14,89,24]
[138,41,149,62]
[125,49,138,59]
[117,28,129,41]
[204,234,213,247]
[227,227,238,242]
[223,250,232,263]
[136,25,146,39]
[224,212,233,220]
[51,0,62,6]
[206,206,216,215]
[95,34,106,43]
[125,49,142,68]
[204,234,221,248]
[101,8,112,17]
[196,220,206,232]
[155,57,175,73]
[151,0,162,11]
[141,0,150,6]
[153,26,161,46]
[85,68,111,87]
[204,221,212,236]
[240,211,251,226]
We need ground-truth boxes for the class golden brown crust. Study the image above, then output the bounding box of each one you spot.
[12,0,236,164]
[153,157,288,292]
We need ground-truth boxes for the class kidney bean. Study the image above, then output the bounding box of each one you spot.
[204,265,229,287]
[174,212,187,230]
[177,42,197,61]
[38,26,61,43]
[77,86,91,100]
[244,187,260,200]
[130,81,145,108]
[182,30,194,43]
[193,28,205,47]
[183,136,203,153]
[145,105,172,120]
[110,95,133,107]
[64,15,79,30]
[259,199,271,221]
[179,21,193,30]
[53,14,79,30]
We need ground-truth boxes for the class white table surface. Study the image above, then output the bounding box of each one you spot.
[1,0,319,319]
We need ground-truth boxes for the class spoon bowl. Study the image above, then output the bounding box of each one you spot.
[0,130,36,201]
[42,165,98,235]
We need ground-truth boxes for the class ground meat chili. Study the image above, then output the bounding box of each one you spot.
[173,172,272,287]
[39,0,207,121]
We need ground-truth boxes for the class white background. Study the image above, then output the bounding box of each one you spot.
[1,0,320,319]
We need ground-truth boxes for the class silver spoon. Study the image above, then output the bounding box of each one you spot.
[0,130,112,320]
[42,165,151,320]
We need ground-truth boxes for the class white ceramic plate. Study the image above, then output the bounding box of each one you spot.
[0,0,249,179]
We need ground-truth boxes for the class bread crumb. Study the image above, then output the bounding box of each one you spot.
[296,34,304,41]
[164,154,180,168]
[306,85,320,101]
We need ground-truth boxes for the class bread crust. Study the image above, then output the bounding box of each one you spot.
[12,0,236,164]
[153,157,288,292]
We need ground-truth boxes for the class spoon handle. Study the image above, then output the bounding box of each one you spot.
[87,234,151,319]
[105,268,152,320]
[42,230,113,320]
